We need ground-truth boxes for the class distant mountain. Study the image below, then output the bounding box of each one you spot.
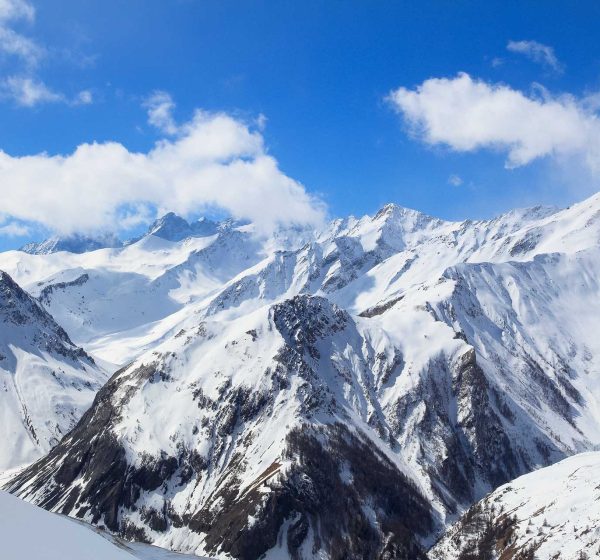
[19,213,225,254]
[430,451,600,560]
[146,212,220,242]
[21,233,123,255]
[0,271,106,471]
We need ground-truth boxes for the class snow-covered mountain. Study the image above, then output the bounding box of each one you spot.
[21,233,123,255]
[429,451,600,560]
[6,294,434,558]
[2,193,600,558]
[0,270,106,472]
[145,212,219,241]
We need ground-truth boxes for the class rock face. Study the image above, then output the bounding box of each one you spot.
[0,271,106,471]
[429,452,600,560]
[3,193,600,558]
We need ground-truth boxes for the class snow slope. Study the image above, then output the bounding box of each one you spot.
[0,491,203,560]
[0,271,106,472]
[429,451,600,560]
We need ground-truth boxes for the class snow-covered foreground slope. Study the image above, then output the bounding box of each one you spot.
[0,490,204,560]
[0,271,106,472]
[430,452,600,560]
[3,192,600,558]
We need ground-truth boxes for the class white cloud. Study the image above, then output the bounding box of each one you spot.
[507,40,562,73]
[388,72,600,171]
[0,221,29,237]
[0,0,34,23]
[73,89,93,105]
[0,0,42,67]
[1,75,63,106]
[0,0,93,107]
[0,25,42,65]
[143,90,178,135]
[448,174,463,187]
[0,110,326,235]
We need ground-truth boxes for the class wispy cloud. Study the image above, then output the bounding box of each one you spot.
[143,90,178,135]
[0,107,326,235]
[1,75,63,106]
[0,0,35,22]
[507,40,563,73]
[0,220,29,237]
[448,174,463,187]
[73,89,93,105]
[0,0,93,107]
[388,72,600,173]
[0,0,42,67]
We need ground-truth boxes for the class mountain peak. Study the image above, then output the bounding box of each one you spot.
[373,202,440,224]
[20,233,122,255]
[147,212,219,241]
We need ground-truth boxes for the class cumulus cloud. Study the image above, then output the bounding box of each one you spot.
[388,72,600,171]
[143,90,178,135]
[507,40,562,73]
[0,110,326,235]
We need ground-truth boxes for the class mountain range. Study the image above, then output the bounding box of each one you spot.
[1,192,600,559]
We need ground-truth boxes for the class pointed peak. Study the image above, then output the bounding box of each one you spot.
[148,212,221,241]
[373,202,431,221]
[371,203,443,235]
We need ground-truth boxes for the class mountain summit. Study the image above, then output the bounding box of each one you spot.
[147,213,220,242]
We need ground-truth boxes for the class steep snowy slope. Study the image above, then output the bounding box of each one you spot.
[429,452,600,560]
[6,295,434,559]
[360,247,600,519]
[0,491,203,560]
[0,271,106,472]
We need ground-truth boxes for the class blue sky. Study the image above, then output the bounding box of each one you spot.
[1,1,600,249]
